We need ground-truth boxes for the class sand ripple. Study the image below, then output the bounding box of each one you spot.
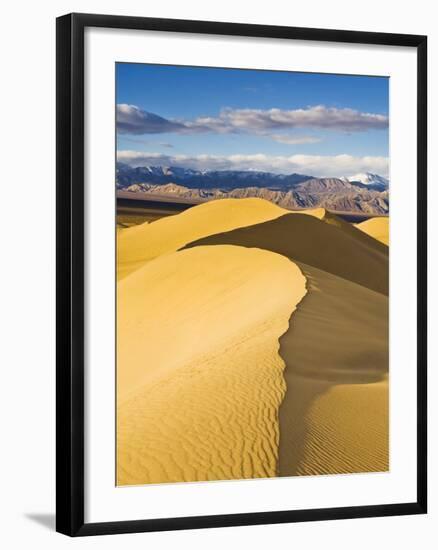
[183,212,389,476]
[117,245,306,485]
[117,200,389,483]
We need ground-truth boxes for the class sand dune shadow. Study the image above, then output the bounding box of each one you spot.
[277,263,389,477]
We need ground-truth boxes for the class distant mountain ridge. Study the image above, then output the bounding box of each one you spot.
[117,163,313,190]
[116,163,389,215]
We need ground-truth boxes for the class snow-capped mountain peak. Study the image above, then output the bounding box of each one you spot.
[348,173,389,189]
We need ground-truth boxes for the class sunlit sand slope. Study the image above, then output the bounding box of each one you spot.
[186,212,389,295]
[356,217,389,245]
[117,245,307,485]
[117,198,289,280]
[184,218,389,475]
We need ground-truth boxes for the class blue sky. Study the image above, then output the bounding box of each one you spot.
[116,63,389,178]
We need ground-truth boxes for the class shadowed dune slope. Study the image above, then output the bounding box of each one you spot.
[116,198,345,281]
[117,245,307,485]
[278,263,388,476]
[117,197,290,280]
[356,217,389,245]
[186,212,389,295]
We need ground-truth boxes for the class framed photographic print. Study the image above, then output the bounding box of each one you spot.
[56,13,427,536]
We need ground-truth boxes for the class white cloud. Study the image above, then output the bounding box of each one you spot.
[269,134,323,145]
[117,104,186,134]
[202,106,388,133]
[117,150,389,178]
[117,104,388,135]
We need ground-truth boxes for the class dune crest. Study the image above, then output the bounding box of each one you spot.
[186,210,389,295]
[117,245,307,485]
[292,207,327,220]
[181,216,389,476]
[356,217,389,245]
[117,197,290,280]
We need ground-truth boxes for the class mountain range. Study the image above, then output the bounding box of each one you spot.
[116,163,389,215]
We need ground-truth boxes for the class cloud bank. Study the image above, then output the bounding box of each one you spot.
[117,150,389,179]
[117,104,389,135]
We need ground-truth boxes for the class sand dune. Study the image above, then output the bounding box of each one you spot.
[117,198,389,483]
[117,245,307,485]
[356,216,389,245]
[117,197,290,280]
[186,211,389,295]
[278,263,388,476]
[181,212,389,476]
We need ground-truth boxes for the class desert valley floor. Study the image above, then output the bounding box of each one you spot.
[116,197,389,486]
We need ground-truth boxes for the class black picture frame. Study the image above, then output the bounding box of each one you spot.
[56,12,427,537]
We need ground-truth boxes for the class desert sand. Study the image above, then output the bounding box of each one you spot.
[117,245,307,485]
[117,198,389,484]
[187,215,389,476]
[278,263,388,475]
[356,216,389,245]
[187,210,389,295]
[117,197,290,280]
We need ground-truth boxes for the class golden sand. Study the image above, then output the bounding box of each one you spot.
[117,198,389,484]
[117,245,307,485]
[117,197,290,280]
[293,377,388,475]
[278,263,388,476]
[182,208,389,476]
[356,217,389,245]
[187,210,389,295]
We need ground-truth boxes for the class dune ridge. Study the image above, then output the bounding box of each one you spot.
[117,198,347,281]
[117,245,307,485]
[117,197,290,280]
[179,211,389,476]
[186,211,389,295]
